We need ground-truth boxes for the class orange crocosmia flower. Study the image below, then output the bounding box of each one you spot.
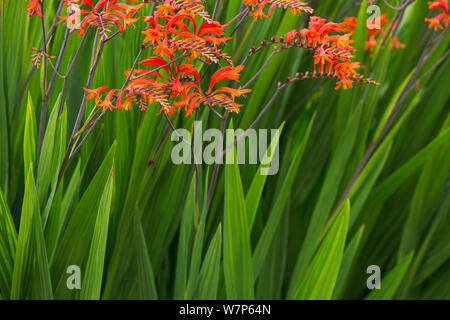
[85,86,122,110]
[364,35,377,52]
[153,38,175,58]
[283,16,377,90]
[142,28,164,45]
[170,79,189,97]
[326,34,354,49]
[335,76,353,90]
[333,62,361,90]
[251,3,271,20]
[171,20,231,48]
[208,65,244,92]
[84,86,121,110]
[391,36,406,50]
[300,16,343,48]
[177,63,200,84]
[428,0,448,10]
[148,0,213,22]
[426,0,449,29]
[157,0,177,16]
[142,11,232,63]
[25,0,43,17]
[139,56,174,76]
[173,65,250,116]
[98,89,120,110]
[114,59,190,114]
[197,21,231,46]
[340,17,357,34]
[85,86,110,104]
[211,86,252,98]
[425,17,444,30]
[284,30,302,44]
[61,0,144,37]
[244,0,313,19]
[336,62,360,75]
[313,47,333,73]
[63,1,83,7]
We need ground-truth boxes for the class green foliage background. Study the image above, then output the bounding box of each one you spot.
[0,0,449,300]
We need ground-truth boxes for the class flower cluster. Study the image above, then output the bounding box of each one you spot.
[243,0,313,19]
[85,1,250,116]
[24,0,384,117]
[25,0,42,17]
[425,0,449,30]
[283,16,378,90]
[141,10,232,64]
[340,15,405,54]
[30,48,56,68]
[153,0,213,22]
[61,0,144,38]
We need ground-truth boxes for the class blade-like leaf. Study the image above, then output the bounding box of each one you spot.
[174,175,196,299]
[245,122,284,231]
[51,142,116,298]
[0,188,17,298]
[36,94,61,209]
[366,251,414,300]
[81,165,114,300]
[291,200,350,300]
[253,113,314,279]
[133,215,158,300]
[11,168,53,299]
[197,224,222,300]
[23,93,36,178]
[223,136,254,299]
[333,225,364,299]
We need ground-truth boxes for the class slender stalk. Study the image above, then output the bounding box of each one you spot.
[241,49,279,89]
[225,7,250,27]
[192,111,201,223]
[164,113,192,146]
[57,33,106,189]
[220,84,285,157]
[205,111,228,214]
[207,104,226,120]
[68,44,148,162]
[37,0,48,159]
[73,38,105,137]
[285,80,323,120]
[417,49,450,83]
[40,1,48,93]
[212,0,221,21]
[70,109,107,158]
[38,26,71,158]
[17,0,64,110]
[230,8,249,37]
[47,26,71,94]
[383,0,415,11]
[57,28,91,116]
